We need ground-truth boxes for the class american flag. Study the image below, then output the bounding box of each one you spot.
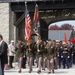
[25,10,32,41]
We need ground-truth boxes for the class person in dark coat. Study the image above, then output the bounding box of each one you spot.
[0,34,8,75]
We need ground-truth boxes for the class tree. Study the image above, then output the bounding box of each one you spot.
[60,24,74,30]
[49,24,59,30]
[49,24,74,30]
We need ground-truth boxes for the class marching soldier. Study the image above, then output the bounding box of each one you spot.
[42,41,47,70]
[47,39,55,74]
[37,38,44,73]
[16,39,25,73]
[21,41,27,69]
[72,43,75,65]
[61,42,70,69]
[32,42,37,66]
[27,39,34,73]
[67,41,73,68]
[53,40,58,69]
[57,41,63,68]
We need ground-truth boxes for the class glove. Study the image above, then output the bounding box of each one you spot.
[68,56,70,58]
[61,56,63,58]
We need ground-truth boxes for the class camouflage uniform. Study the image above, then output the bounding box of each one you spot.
[16,42,25,73]
[47,43,55,73]
[42,41,48,70]
[37,41,44,73]
[27,42,34,73]
[53,43,58,69]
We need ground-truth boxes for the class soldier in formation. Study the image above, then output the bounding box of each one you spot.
[37,37,44,73]
[15,39,26,73]
[26,38,34,73]
[6,38,75,74]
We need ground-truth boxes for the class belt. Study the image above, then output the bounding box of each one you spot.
[63,52,67,53]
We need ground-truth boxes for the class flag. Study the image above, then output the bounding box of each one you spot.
[25,9,32,41]
[71,31,75,43]
[33,4,39,25]
[64,32,67,43]
[71,37,75,43]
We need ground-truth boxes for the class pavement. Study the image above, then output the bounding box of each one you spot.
[5,63,75,75]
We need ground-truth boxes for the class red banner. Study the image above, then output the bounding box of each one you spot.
[33,4,39,25]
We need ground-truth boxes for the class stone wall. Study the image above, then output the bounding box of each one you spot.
[0,3,17,44]
[0,3,10,44]
[9,10,16,44]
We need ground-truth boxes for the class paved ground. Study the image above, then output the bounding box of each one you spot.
[5,63,75,75]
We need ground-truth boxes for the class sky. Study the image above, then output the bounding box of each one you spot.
[49,20,75,29]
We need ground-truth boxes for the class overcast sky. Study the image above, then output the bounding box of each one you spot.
[49,20,75,29]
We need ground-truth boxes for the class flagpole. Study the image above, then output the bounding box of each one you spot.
[25,1,27,11]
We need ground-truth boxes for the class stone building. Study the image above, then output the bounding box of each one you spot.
[0,0,75,44]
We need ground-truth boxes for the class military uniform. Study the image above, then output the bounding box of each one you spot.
[37,41,44,73]
[61,44,70,68]
[27,42,34,73]
[57,44,63,68]
[42,42,48,70]
[47,43,55,73]
[16,42,25,73]
[53,43,58,69]
[22,42,27,69]
[69,44,73,67]
[72,44,75,65]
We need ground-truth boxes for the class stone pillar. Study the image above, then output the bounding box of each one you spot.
[9,7,17,44]
[0,3,10,44]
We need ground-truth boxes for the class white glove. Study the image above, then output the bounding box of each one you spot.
[61,56,63,58]
[68,56,70,58]
[58,55,59,57]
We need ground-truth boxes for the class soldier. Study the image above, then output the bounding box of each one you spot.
[53,40,58,69]
[21,41,27,69]
[72,43,75,65]
[32,42,37,66]
[57,41,63,68]
[37,38,44,73]
[16,39,25,73]
[42,41,47,70]
[61,42,70,69]
[47,39,55,74]
[67,41,73,68]
[27,38,34,73]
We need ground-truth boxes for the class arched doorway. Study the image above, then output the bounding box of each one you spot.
[48,20,74,41]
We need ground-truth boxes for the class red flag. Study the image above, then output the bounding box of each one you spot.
[71,31,75,43]
[33,4,39,25]
[71,37,75,43]
[25,11,32,41]
[64,32,67,43]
